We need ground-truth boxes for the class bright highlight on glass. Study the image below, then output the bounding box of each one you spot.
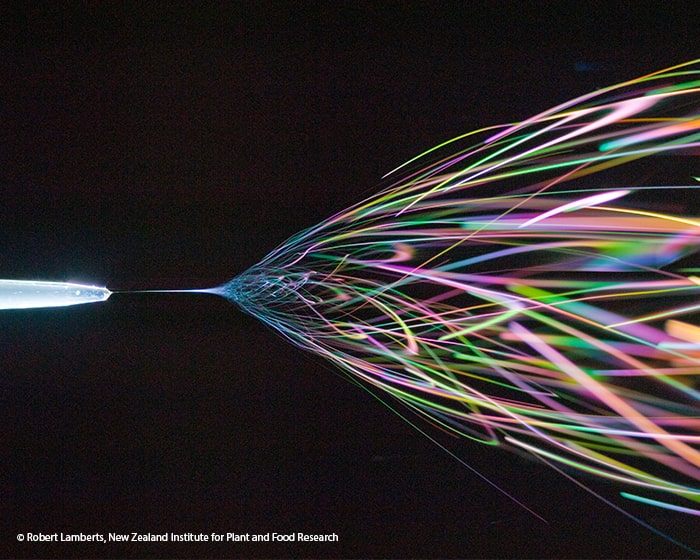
[0,279,111,310]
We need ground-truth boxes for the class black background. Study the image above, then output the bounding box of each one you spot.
[0,2,698,558]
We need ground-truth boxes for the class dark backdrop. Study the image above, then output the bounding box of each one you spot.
[0,2,698,558]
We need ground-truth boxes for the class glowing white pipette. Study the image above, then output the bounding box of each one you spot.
[0,279,226,310]
[0,280,112,310]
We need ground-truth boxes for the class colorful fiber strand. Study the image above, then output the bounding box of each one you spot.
[225,61,700,522]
